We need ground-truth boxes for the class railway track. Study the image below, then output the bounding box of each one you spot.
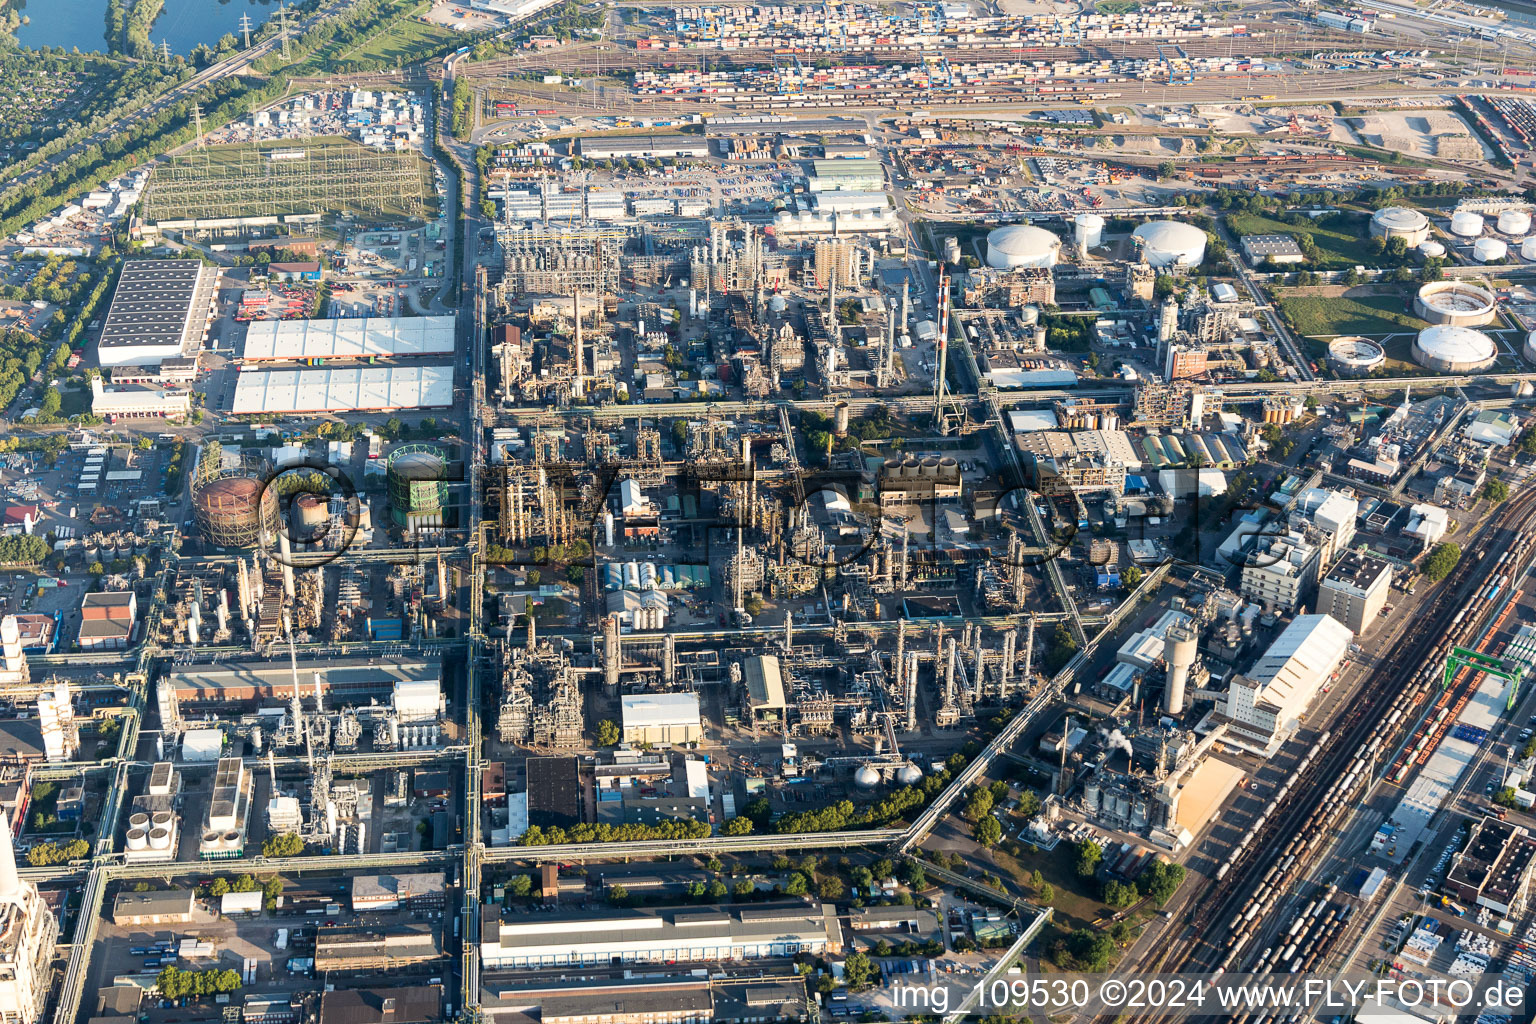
[1140,485,1536,989]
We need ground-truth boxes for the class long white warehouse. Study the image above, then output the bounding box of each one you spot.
[231,365,454,414]
[480,902,843,969]
[1210,613,1352,758]
[243,316,457,362]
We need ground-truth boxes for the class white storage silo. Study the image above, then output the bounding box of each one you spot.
[1451,211,1485,237]
[1500,208,1532,235]
[1419,240,1446,259]
[1074,212,1105,251]
[1522,237,1536,262]
[986,225,1061,269]
[1474,238,1508,263]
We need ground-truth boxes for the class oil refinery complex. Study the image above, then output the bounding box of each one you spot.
[12,0,1536,1023]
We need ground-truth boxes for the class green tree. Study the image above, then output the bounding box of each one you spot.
[262,832,304,858]
[819,876,845,900]
[962,787,995,822]
[1038,882,1055,904]
[1121,565,1143,590]
[708,880,729,900]
[1075,839,1103,878]
[1423,542,1462,582]
[784,872,809,896]
[843,951,877,992]
[1484,479,1510,504]
[607,885,629,905]
[1137,861,1186,905]
[733,879,755,898]
[509,874,533,897]
[596,719,621,747]
[1102,880,1139,908]
[1495,786,1519,808]
[973,814,1003,848]
[721,816,754,836]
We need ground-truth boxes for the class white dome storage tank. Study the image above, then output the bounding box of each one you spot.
[1419,240,1446,259]
[1500,208,1533,235]
[854,764,881,788]
[1475,238,1509,263]
[1019,305,1040,326]
[1370,206,1430,245]
[1074,212,1105,250]
[1133,220,1208,268]
[1523,330,1536,364]
[1522,237,1536,262]
[896,762,923,786]
[986,224,1061,269]
[1451,211,1485,237]
[1413,324,1497,372]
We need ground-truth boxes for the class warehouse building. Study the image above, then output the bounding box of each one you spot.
[577,135,711,159]
[807,158,884,192]
[480,974,810,1024]
[88,379,192,421]
[79,591,137,651]
[317,986,443,1024]
[315,923,447,973]
[1315,551,1393,635]
[526,755,582,829]
[157,658,440,709]
[1240,234,1306,265]
[111,889,196,926]
[1210,614,1352,757]
[230,365,455,415]
[1444,815,1536,917]
[351,873,447,912]
[620,693,703,746]
[96,259,219,368]
[479,901,843,969]
[242,316,457,363]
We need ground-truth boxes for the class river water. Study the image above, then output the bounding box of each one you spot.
[13,0,278,55]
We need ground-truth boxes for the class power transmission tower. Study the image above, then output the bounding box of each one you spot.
[239,12,252,48]
[158,40,171,65]
[278,3,290,60]
[192,103,205,147]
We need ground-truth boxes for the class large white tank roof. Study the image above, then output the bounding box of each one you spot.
[986,224,1061,268]
[1133,220,1207,267]
[1414,324,1496,368]
[1371,206,1429,233]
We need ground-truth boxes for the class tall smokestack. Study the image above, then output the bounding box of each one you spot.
[1164,623,1198,716]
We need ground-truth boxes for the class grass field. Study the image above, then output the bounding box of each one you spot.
[1225,211,1374,270]
[144,136,434,222]
[1276,290,1428,338]
[337,3,460,67]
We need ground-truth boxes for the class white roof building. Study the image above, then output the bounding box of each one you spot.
[231,365,454,414]
[621,693,703,746]
[242,316,456,362]
[1213,614,1352,757]
[1405,503,1449,548]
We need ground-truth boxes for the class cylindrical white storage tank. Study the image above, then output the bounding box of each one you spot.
[152,811,173,828]
[1419,240,1446,259]
[986,224,1061,269]
[1522,237,1536,262]
[1451,211,1485,237]
[126,829,148,851]
[1523,330,1536,364]
[1327,337,1387,377]
[129,812,149,830]
[1074,212,1105,250]
[148,827,172,850]
[1413,325,1497,372]
[1019,305,1040,327]
[1133,220,1208,268]
[1371,206,1430,245]
[1475,238,1508,263]
[1500,209,1532,235]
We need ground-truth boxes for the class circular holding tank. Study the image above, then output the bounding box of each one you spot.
[128,812,149,829]
[1073,212,1105,250]
[986,224,1061,269]
[854,764,881,789]
[1451,211,1485,237]
[201,830,220,844]
[1370,206,1430,245]
[896,762,923,786]
[1326,337,1387,377]
[1474,238,1509,264]
[223,829,241,843]
[1133,220,1208,268]
[1419,240,1446,259]
[193,471,280,550]
[386,444,449,530]
[152,811,173,826]
[1019,305,1040,326]
[1501,208,1533,235]
[1522,330,1536,365]
[1413,324,1497,372]
[833,402,850,436]
[1413,280,1497,326]
[293,492,329,529]
[126,829,148,851]
[148,827,172,850]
